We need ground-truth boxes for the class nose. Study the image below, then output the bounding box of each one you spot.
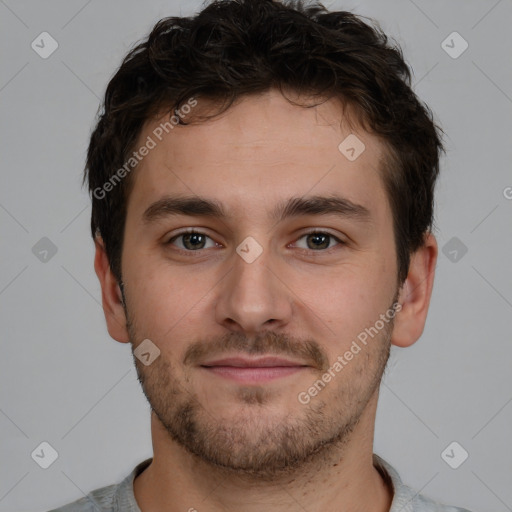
[214,243,293,334]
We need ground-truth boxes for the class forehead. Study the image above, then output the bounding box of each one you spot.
[126,89,390,223]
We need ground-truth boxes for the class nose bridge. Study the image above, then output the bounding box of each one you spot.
[215,239,292,332]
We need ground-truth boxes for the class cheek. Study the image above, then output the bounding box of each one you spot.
[290,259,394,349]
[123,256,218,342]
[124,259,177,331]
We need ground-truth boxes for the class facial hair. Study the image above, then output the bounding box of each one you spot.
[126,296,396,481]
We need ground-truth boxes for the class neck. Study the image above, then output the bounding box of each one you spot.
[134,393,392,512]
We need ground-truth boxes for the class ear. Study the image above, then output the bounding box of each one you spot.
[391,232,438,348]
[93,235,130,343]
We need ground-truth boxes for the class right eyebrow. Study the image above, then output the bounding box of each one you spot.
[142,196,227,225]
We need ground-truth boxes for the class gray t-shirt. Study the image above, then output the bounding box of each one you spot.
[48,454,473,511]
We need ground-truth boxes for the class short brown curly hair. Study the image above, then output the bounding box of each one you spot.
[84,0,443,287]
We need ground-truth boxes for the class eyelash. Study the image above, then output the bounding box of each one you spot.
[165,229,345,254]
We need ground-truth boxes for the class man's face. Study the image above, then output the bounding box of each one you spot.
[120,89,400,477]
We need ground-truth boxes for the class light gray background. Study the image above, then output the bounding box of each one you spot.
[1,0,511,511]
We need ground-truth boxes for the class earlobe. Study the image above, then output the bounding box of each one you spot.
[391,233,438,348]
[93,236,130,344]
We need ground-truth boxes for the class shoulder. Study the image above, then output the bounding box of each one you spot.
[397,482,475,512]
[46,482,118,512]
[373,453,475,512]
[46,458,152,512]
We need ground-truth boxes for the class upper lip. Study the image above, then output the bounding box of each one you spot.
[200,356,308,368]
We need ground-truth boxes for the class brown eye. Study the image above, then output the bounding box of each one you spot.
[168,231,216,251]
[294,231,343,251]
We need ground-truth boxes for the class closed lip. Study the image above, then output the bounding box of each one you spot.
[200,356,308,368]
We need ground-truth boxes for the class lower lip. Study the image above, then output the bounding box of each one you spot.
[201,365,306,383]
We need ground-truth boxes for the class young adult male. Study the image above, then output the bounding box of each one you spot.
[50,0,474,511]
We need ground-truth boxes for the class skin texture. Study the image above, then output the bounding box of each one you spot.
[94,89,438,512]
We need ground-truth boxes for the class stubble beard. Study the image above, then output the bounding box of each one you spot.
[127,310,394,481]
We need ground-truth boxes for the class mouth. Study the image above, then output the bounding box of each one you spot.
[199,356,310,384]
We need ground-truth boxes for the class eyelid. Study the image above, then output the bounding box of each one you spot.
[291,229,346,250]
[165,228,346,252]
[295,228,346,241]
[166,227,217,242]
[165,229,220,253]
[297,228,345,239]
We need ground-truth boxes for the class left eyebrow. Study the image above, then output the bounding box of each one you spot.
[271,195,373,224]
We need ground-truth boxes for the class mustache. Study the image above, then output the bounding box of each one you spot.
[183,331,329,371]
